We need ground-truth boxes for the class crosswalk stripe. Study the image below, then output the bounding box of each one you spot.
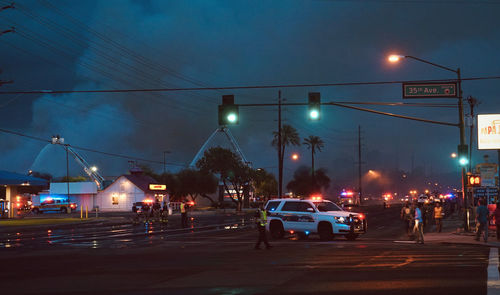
[488,247,500,295]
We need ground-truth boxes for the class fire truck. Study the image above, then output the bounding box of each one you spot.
[338,190,360,207]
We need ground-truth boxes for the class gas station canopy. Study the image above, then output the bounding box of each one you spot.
[0,170,48,186]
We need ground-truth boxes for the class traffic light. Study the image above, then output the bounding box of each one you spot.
[457,144,468,166]
[308,92,321,120]
[467,174,481,187]
[218,95,239,125]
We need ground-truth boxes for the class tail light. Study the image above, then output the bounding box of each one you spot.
[358,214,365,219]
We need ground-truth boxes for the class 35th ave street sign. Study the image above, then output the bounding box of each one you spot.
[403,82,457,98]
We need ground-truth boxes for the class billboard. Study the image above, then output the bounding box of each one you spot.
[478,114,500,150]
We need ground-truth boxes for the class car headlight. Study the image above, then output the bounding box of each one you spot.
[335,216,346,223]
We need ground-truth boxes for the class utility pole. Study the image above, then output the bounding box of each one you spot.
[278,90,282,198]
[65,145,70,202]
[457,68,470,231]
[358,125,362,205]
[467,96,478,172]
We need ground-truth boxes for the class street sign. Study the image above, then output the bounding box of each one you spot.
[475,163,498,187]
[402,82,457,98]
[473,187,498,198]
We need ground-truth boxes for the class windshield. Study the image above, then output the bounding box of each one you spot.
[314,201,343,212]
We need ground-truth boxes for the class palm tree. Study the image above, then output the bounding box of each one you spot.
[303,135,325,181]
[272,124,300,197]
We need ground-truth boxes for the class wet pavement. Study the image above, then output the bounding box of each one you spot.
[0,212,254,249]
[0,205,494,295]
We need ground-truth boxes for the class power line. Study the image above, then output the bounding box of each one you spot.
[2,75,498,95]
[0,127,187,167]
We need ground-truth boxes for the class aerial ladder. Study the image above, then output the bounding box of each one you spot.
[51,135,105,189]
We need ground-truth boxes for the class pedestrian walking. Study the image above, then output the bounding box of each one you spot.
[475,199,489,242]
[414,202,424,244]
[494,202,500,241]
[434,202,443,233]
[255,203,271,250]
[400,202,413,237]
[180,199,188,228]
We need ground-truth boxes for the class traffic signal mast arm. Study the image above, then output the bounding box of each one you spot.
[236,101,458,127]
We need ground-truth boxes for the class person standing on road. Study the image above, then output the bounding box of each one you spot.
[414,202,424,244]
[401,202,413,237]
[434,202,443,233]
[180,199,188,228]
[255,203,271,250]
[475,199,489,242]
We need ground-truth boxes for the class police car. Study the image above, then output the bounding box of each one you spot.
[265,198,367,241]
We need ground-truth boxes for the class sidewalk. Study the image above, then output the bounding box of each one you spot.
[403,212,500,247]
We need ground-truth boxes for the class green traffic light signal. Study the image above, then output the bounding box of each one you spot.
[218,95,239,125]
[308,92,321,120]
[459,157,468,166]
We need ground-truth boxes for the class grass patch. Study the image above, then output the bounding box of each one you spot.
[0,218,97,227]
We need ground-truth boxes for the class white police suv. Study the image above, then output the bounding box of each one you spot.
[265,198,367,241]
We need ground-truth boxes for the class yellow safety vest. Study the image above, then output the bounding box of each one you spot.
[180,203,186,213]
[434,206,442,219]
[259,209,267,226]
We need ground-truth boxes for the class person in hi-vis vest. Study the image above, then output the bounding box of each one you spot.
[180,199,188,228]
[255,203,272,250]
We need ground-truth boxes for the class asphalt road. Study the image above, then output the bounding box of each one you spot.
[0,205,493,295]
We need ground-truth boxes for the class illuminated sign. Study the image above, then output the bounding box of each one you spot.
[149,184,166,190]
[478,114,500,149]
[403,82,457,98]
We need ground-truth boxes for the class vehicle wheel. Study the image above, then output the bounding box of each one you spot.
[269,221,284,239]
[60,207,67,214]
[346,233,359,241]
[318,222,333,241]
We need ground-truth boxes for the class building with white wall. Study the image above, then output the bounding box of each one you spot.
[96,171,167,212]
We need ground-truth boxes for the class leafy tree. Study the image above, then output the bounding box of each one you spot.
[177,169,218,206]
[303,135,325,181]
[287,166,330,197]
[272,124,300,196]
[30,171,53,181]
[252,169,278,202]
[58,176,88,182]
[196,147,249,211]
[158,172,182,201]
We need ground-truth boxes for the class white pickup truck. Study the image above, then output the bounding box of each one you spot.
[265,198,367,241]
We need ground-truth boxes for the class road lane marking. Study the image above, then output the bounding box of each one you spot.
[488,247,500,295]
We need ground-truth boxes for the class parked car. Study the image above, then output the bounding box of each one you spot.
[32,199,77,214]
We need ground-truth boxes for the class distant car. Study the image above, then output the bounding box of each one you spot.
[265,198,367,241]
[417,195,432,204]
[32,199,77,214]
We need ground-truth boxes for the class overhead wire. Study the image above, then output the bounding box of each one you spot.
[0,127,187,167]
[3,75,498,95]
[1,6,212,116]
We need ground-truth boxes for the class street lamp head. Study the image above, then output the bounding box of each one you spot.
[291,153,299,161]
[450,152,457,158]
[90,166,98,172]
[388,54,405,63]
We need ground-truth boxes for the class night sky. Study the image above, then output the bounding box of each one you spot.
[1,0,499,193]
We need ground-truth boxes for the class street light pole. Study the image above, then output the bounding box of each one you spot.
[278,90,282,198]
[390,54,469,230]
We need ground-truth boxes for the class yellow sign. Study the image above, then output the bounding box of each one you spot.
[149,184,166,190]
